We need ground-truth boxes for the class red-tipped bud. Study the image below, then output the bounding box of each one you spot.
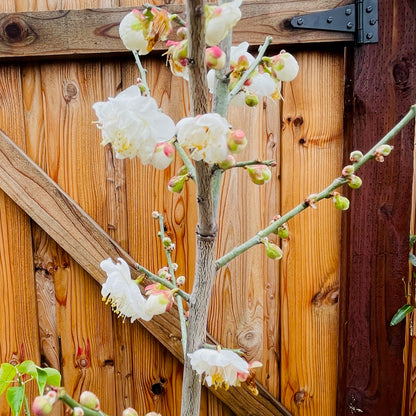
[341,165,355,177]
[270,51,299,81]
[168,174,188,193]
[152,142,175,170]
[277,225,289,239]
[206,46,226,70]
[374,144,393,162]
[79,391,100,411]
[227,129,247,153]
[349,150,363,162]
[348,174,362,189]
[176,275,186,286]
[245,165,271,185]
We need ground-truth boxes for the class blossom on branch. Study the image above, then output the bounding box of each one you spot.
[205,0,242,46]
[119,8,172,54]
[101,258,153,322]
[188,347,261,390]
[93,85,175,166]
[176,113,231,164]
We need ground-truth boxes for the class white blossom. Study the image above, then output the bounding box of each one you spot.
[119,11,150,54]
[176,113,230,164]
[100,258,153,322]
[188,348,250,388]
[205,0,242,46]
[93,85,175,165]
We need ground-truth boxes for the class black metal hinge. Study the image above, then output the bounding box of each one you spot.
[290,0,378,44]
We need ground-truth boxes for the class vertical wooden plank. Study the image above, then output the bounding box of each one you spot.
[337,1,416,415]
[0,18,41,415]
[280,49,345,415]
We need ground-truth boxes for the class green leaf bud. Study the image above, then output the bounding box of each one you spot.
[263,239,283,260]
[333,194,350,211]
[341,165,355,177]
[277,225,289,239]
[348,174,362,189]
[245,165,271,185]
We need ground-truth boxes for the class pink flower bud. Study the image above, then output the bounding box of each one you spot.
[374,144,393,162]
[123,408,139,416]
[245,165,271,185]
[151,142,175,170]
[32,396,53,416]
[270,51,299,82]
[168,174,188,193]
[217,154,236,170]
[228,129,247,153]
[177,27,187,39]
[206,46,226,70]
[151,211,160,219]
[79,391,100,411]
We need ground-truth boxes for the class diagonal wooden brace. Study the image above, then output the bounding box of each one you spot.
[0,129,291,416]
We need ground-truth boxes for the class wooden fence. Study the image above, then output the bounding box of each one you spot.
[0,1,414,416]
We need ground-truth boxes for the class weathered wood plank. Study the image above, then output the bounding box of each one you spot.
[337,0,416,415]
[280,49,344,415]
[0,128,290,416]
[0,0,353,60]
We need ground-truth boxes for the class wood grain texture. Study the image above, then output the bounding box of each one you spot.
[0,0,353,60]
[337,0,416,415]
[0,33,41,413]
[0,128,290,415]
[279,49,344,415]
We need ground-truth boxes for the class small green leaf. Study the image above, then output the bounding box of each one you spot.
[42,367,61,388]
[410,235,416,247]
[0,363,17,396]
[390,304,415,326]
[36,368,47,395]
[409,252,416,267]
[16,360,37,380]
[6,385,25,416]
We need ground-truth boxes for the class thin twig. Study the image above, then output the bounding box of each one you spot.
[216,104,416,269]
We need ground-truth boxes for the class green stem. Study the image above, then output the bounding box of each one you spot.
[203,343,244,355]
[174,140,196,180]
[132,50,150,95]
[58,391,109,416]
[134,263,190,302]
[216,104,416,269]
[157,214,188,357]
[228,36,273,103]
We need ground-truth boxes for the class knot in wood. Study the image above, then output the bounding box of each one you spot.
[0,16,36,45]
[63,81,79,103]
[195,230,217,241]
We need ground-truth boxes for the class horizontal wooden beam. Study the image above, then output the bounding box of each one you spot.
[0,0,353,60]
[0,129,291,416]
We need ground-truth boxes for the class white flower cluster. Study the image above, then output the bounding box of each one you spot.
[100,258,173,322]
[93,85,175,169]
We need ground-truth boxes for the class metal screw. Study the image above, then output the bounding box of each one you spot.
[366,5,373,13]
[369,18,376,25]
[327,16,333,23]
[345,8,352,15]
[297,17,304,25]
[366,32,374,39]
[347,22,353,29]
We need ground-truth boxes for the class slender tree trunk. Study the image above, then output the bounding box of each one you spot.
[180,0,217,414]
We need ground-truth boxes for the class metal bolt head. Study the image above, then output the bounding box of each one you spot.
[297,17,304,25]
[369,18,376,25]
[366,5,373,13]
[346,22,353,29]
[327,16,333,23]
[345,8,352,16]
[366,32,373,39]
